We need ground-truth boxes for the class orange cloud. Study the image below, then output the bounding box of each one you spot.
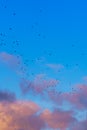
[0,101,42,130]
[1,99,87,129]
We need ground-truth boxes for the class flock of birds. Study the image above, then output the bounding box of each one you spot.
[0,1,86,95]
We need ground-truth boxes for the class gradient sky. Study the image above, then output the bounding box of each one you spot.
[0,0,87,129]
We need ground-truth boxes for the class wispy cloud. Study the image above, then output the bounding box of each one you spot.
[20,74,59,95]
[0,52,28,76]
[46,63,64,72]
[0,52,21,68]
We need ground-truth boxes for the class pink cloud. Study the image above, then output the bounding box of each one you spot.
[0,52,28,76]
[40,109,76,129]
[0,52,21,68]
[62,84,87,109]
[20,75,59,95]
[48,84,87,110]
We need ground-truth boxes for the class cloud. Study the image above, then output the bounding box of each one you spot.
[0,101,78,130]
[0,90,16,103]
[20,75,59,95]
[0,52,21,68]
[40,109,76,129]
[62,84,87,109]
[48,84,87,110]
[0,52,28,76]
[19,76,87,111]
[71,120,87,130]
[48,90,64,105]
[46,63,64,72]
[0,101,43,130]
[0,86,87,130]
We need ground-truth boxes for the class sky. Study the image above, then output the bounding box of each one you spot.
[0,0,87,129]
